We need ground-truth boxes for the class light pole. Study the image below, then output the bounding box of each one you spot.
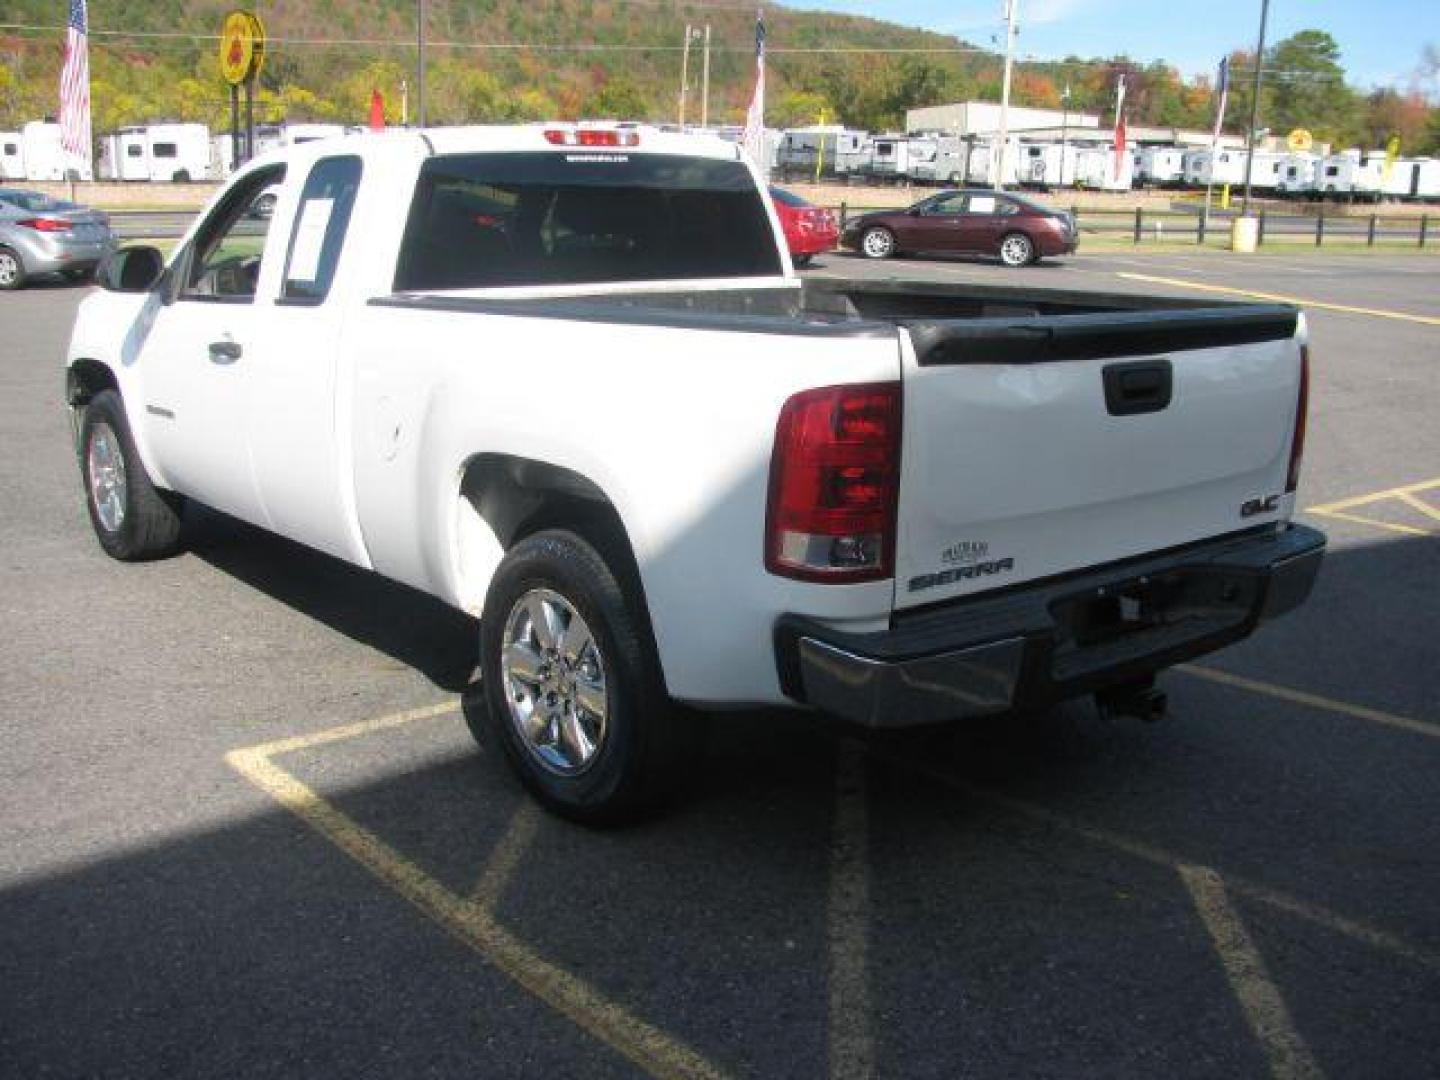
[416,0,427,128]
[700,25,711,128]
[994,0,1019,190]
[1059,81,1070,187]
[1240,0,1270,216]
[679,25,702,127]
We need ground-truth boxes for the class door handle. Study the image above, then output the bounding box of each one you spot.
[209,340,242,364]
[1103,359,1173,416]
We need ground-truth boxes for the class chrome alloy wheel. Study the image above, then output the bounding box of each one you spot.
[501,588,609,776]
[0,251,19,287]
[86,421,127,533]
[1000,233,1033,267]
[861,227,895,258]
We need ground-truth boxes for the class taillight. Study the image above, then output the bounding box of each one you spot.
[766,382,902,582]
[543,128,640,148]
[1286,344,1309,493]
[18,217,72,233]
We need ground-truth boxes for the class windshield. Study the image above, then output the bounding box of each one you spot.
[395,152,782,291]
[768,186,811,208]
[0,190,68,213]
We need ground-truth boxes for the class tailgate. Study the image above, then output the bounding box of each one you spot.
[894,305,1303,610]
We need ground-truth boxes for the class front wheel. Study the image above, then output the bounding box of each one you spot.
[79,390,185,560]
[477,529,699,824]
[998,231,1035,267]
[860,226,896,259]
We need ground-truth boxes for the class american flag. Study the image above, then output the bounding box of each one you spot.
[1112,74,1127,183]
[59,0,92,162]
[740,12,766,173]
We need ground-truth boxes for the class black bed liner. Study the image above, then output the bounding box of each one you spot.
[371,277,1298,361]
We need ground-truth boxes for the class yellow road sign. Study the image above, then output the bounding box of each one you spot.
[1286,128,1313,152]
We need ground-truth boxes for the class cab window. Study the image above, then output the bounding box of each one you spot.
[924,193,968,215]
[281,155,362,304]
[181,165,285,302]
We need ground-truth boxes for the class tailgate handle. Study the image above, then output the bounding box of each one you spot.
[1103,360,1172,416]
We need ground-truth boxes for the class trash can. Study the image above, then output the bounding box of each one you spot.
[1230,216,1259,253]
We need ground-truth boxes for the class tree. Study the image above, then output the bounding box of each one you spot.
[1265,30,1358,143]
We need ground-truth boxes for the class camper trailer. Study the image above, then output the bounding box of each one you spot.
[0,132,24,179]
[98,124,211,182]
[777,126,868,177]
[20,121,92,181]
[858,135,915,182]
[1274,154,1320,197]
[1073,145,1134,191]
[1247,151,1288,192]
[1183,148,1247,187]
[1318,150,1385,201]
[960,137,1021,187]
[1381,158,1440,201]
[1019,142,1082,189]
[1136,147,1186,187]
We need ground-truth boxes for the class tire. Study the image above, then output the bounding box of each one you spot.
[477,529,699,824]
[998,231,1035,267]
[78,389,185,560]
[793,253,813,268]
[0,246,26,290]
[860,226,896,259]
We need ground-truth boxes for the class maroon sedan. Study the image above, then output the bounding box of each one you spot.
[769,186,839,267]
[840,189,1077,267]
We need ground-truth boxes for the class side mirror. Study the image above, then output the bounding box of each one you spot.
[97,245,167,294]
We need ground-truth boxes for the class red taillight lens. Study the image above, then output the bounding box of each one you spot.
[1286,344,1309,493]
[18,217,72,233]
[766,382,902,582]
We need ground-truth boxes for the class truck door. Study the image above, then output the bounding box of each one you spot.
[137,164,285,526]
[243,153,369,564]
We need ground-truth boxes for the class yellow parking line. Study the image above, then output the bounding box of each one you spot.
[227,712,729,1080]
[1179,865,1325,1080]
[1304,510,1432,538]
[1180,666,1440,741]
[1307,478,1440,515]
[1396,492,1440,524]
[827,740,874,1080]
[877,753,1440,972]
[1115,272,1440,326]
[471,801,543,909]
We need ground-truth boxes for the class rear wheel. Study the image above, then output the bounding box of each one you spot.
[79,389,185,560]
[477,529,699,824]
[860,226,896,259]
[793,253,813,268]
[0,247,25,290]
[998,231,1035,267]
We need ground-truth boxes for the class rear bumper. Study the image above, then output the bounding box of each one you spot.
[776,524,1325,728]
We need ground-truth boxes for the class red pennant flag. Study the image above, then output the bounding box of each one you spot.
[368,89,385,131]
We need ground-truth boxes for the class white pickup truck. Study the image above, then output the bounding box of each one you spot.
[67,125,1324,820]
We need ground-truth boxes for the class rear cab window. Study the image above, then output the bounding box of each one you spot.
[281,155,363,304]
[394,151,782,291]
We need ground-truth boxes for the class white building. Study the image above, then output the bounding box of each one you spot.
[906,101,1101,139]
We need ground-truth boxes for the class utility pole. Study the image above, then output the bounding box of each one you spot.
[1240,0,1270,216]
[416,0,427,128]
[1059,81,1070,187]
[994,0,1019,190]
[700,25,712,128]
[401,78,409,126]
[678,25,698,127]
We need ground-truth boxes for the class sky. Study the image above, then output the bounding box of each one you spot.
[788,0,1437,89]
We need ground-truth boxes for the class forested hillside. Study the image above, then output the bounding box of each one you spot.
[1,0,1436,151]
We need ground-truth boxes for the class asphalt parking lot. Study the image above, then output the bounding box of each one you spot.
[2,250,1437,1079]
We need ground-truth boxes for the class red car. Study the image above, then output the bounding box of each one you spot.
[768,186,839,267]
[839,189,1077,267]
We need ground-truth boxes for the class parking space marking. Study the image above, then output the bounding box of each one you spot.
[1180,666,1440,741]
[472,801,543,909]
[227,706,729,1080]
[827,739,874,1080]
[1179,865,1325,1080]
[875,753,1440,973]
[1114,273,1440,325]
[1307,478,1440,538]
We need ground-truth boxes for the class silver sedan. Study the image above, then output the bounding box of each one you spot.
[0,188,117,289]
